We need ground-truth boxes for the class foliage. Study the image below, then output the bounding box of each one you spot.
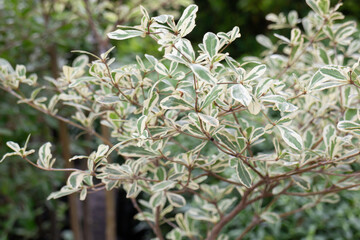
[0,0,192,239]
[1,0,360,239]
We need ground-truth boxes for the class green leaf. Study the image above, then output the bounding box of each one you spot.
[177,4,198,37]
[230,84,252,106]
[190,64,216,83]
[167,192,186,207]
[107,29,144,40]
[277,125,303,151]
[203,32,219,60]
[160,95,193,110]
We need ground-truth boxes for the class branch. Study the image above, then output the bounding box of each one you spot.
[284,182,360,197]
[155,206,165,240]
[0,84,113,147]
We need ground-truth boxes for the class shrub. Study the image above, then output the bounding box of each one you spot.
[1,0,360,239]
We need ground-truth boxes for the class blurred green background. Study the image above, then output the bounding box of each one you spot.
[1,0,360,239]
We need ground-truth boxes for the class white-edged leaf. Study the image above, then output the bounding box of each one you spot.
[200,85,223,110]
[47,186,79,200]
[231,158,252,188]
[107,29,144,40]
[256,35,273,49]
[137,115,148,135]
[177,4,198,37]
[143,91,159,115]
[95,144,109,161]
[277,125,303,151]
[292,175,310,190]
[190,64,216,83]
[337,121,360,134]
[260,212,280,224]
[230,84,252,106]
[37,142,55,169]
[198,113,219,127]
[69,155,88,162]
[67,172,87,189]
[160,95,193,110]
[0,152,19,163]
[167,192,186,207]
[203,32,219,59]
[72,55,89,68]
[96,95,121,104]
[6,141,20,152]
[320,67,347,81]
[152,180,176,192]
[80,187,87,201]
[245,64,266,81]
